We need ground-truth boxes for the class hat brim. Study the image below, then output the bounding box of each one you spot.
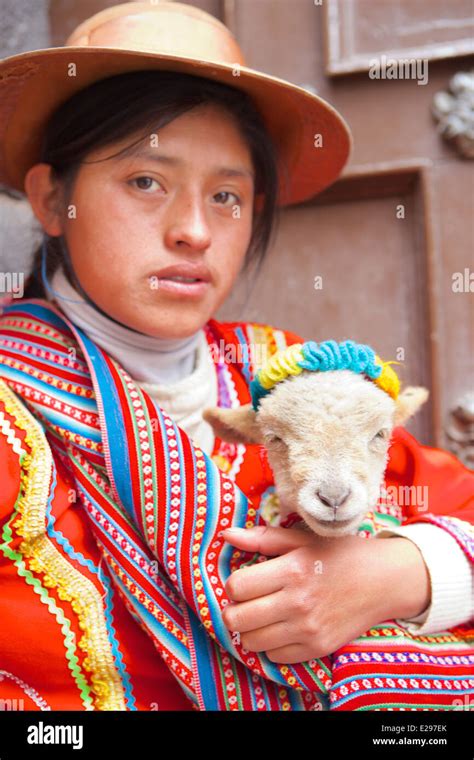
[0,46,353,206]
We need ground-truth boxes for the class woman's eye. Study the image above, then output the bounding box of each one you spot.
[213,190,240,206]
[130,176,162,193]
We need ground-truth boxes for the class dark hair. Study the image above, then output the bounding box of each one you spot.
[24,69,282,299]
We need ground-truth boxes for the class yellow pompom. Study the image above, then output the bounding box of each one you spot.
[374,356,402,399]
[258,344,304,390]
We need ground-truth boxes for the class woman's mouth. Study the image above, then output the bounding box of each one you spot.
[149,275,210,298]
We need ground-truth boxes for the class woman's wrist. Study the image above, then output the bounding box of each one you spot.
[372,536,432,622]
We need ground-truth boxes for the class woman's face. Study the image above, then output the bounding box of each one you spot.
[27,103,255,338]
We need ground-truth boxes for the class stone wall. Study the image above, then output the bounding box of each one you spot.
[0,0,51,293]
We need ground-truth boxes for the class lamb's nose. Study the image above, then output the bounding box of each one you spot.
[317,487,351,509]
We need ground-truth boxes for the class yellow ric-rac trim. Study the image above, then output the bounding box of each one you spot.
[0,378,127,710]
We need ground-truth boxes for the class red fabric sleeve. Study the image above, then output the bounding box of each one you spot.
[384,425,474,559]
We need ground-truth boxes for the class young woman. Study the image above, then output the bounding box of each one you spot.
[0,2,472,712]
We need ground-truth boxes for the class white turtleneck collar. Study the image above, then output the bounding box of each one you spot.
[45,267,218,454]
[47,267,201,384]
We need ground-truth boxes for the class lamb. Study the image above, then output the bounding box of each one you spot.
[203,339,429,538]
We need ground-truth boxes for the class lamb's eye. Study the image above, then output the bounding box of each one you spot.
[373,428,388,441]
[266,434,284,445]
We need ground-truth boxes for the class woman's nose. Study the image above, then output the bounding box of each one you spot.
[165,198,212,251]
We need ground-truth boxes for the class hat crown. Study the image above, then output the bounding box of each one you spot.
[65,1,246,68]
[0,0,352,200]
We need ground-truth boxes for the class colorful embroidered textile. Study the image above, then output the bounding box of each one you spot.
[0,299,473,711]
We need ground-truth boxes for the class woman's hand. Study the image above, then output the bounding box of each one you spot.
[220,525,431,664]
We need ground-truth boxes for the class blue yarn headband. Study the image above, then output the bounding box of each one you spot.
[249,339,401,411]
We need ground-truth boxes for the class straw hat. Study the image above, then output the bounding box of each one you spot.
[0,1,353,206]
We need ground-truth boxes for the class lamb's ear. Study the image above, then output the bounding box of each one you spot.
[393,386,429,426]
[202,404,262,444]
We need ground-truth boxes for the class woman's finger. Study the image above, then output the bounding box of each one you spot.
[225,551,301,601]
[223,588,290,633]
[222,524,317,556]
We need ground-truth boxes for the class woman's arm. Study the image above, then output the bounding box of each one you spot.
[375,522,473,634]
[378,424,474,632]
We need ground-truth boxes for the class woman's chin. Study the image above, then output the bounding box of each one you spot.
[125,306,210,339]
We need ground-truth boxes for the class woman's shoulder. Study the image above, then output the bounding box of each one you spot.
[0,377,63,514]
[0,378,34,518]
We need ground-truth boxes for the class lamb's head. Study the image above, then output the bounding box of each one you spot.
[203,339,429,538]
